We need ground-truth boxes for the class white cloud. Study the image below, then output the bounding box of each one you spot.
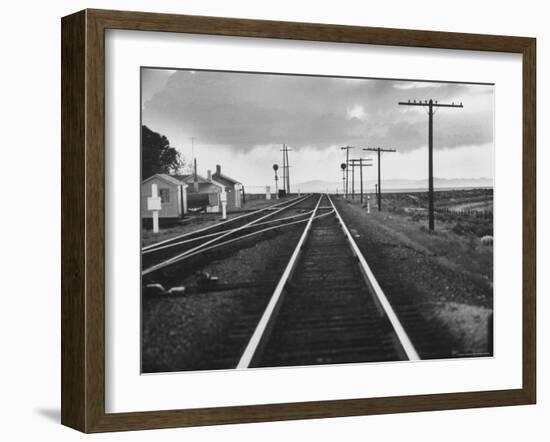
[141,69,494,185]
[346,104,367,120]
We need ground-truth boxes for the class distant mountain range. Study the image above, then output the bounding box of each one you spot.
[291,178,494,193]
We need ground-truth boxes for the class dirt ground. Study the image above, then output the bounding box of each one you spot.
[333,195,493,357]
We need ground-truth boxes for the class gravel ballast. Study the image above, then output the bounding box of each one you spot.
[333,196,493,357]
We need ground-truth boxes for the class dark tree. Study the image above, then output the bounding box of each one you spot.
[142,125,184,179]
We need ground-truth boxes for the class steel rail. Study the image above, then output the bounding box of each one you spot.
[142,194,314,275]
[236,195,325,369]
[173,209,335,265]
[143,209,315,254]
[327,195,420,361]
[142,194,310,252]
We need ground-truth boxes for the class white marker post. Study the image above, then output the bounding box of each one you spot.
[220,189,228,220]
[367,195,371,214]
[266,186,271,200]
[147,183,162,233]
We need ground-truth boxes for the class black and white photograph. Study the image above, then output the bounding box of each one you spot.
[2,0,544,437]
[140,67,494,373]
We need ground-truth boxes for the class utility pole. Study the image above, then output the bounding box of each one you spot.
[398,98,463,230]
[340,146,354,198]
[363,147,396,211]
[350,160,355,200]
[190,137,198,191]
[280,144,292,193]
[360,159,364,203]
[286,146,290,193]
[348,158,373,203]
[281,144,286,194]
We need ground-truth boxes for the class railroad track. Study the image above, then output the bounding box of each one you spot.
[211,194,420,369]
[142,194,314,275]
[235,194,419,368]
[331,197,454,360]
[145,192,453,371]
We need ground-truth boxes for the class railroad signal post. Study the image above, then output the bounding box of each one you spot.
[398,98,463,230]
[340,162,347,198]
[363,147,396,211]
[273,163,279,199]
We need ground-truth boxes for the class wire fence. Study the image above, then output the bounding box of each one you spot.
[435,207,493,218]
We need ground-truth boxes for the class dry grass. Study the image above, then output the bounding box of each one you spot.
[430,302,492,356]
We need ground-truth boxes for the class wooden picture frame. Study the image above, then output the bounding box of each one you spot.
[61,9,536,433]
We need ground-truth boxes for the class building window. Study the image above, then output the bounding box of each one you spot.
[160,188,170,203]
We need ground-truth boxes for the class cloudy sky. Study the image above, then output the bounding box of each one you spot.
[142,68,494,190]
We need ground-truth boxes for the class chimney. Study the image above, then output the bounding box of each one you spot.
[216,164,221,175]
[207,170,212,182]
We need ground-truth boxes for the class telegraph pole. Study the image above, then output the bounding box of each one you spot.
[281,144,286,194]
[363,147,396,211]
[190,137,198,191]
[340,146,354,198]
[280,144,292,193]
[348,158,373,203]
[351,161,355,198]
[398,99,463,230]
[190,136,196,177]
[360,159,363,203]
[285,145,290,193]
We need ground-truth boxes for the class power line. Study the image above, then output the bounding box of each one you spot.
[398,98,463,230]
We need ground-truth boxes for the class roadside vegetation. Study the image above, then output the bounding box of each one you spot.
[336,189,494,356]
[384,188,493,238]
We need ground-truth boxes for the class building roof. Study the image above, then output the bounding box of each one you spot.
[212,173,241,187]
[172,174,208,184]
[187,182,221,194]
[142,173,188,187]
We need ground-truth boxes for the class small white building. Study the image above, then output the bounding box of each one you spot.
[212,164,243,211]
[172,171,224,213]
[141,174,188,220]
